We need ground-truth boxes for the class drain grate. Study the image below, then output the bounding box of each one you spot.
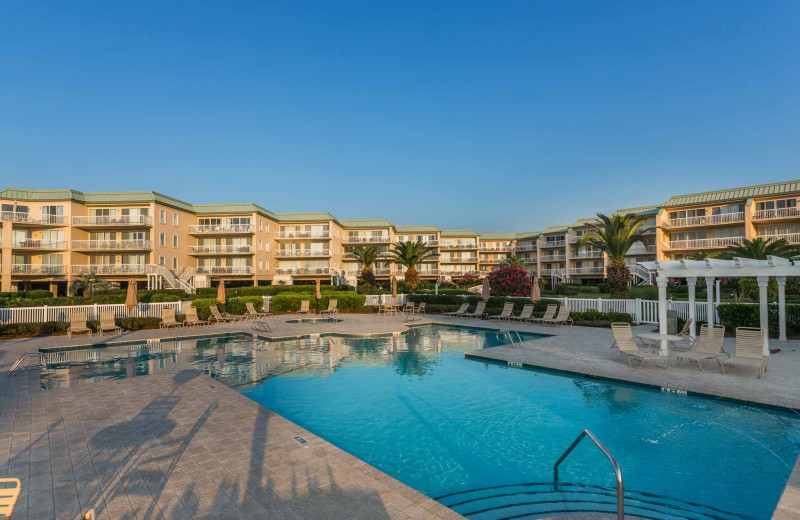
[293,436,310,448]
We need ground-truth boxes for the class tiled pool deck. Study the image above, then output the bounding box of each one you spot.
[1,313,799,519]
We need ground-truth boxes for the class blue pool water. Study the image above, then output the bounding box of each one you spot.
[40,325,800,520]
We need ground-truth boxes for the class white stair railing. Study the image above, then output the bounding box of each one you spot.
[629,264,653,286]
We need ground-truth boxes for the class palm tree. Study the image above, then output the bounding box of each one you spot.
[388,241,435,293]
[347,245,381,282]
[580,213,651,298]
[69,272,112,297]
[686,250,717,260]
[720,237,800,260]
[501,255,525,268]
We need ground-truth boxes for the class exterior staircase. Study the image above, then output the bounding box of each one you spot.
[629,264,654,286]
[147,265,196,294]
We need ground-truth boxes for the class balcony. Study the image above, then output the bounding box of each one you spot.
[569,267,605,276]
[440,257,479,263]
[72,240,153,251]
[188,245,254,255]
[373,268,392,276]
[540,268,564,276]
[195,265,254,275]
[480,245,512,251]
[12,240,67,250]
[664,212,745,228]
[421,255,440,262]
[440,243,478,250]
[275,249,331,258]
[440,270,479,276]
[72,215,152,227]
[759,233,800,244]
[540,255,566,262]
[521,257,537,264]
[1,211,66,226]
[479,258,503,264]
[11,264,66,275]
[71,264,150,275]
[571,251,603,259]
[625,245,657,255]
[667,236,745,250]
[541,240,566,248]
[275,267,332,276]
[275,231,331,239]
[343,236,391,244]
[568,237,584,244]
[188,224,255,234]
[754,208,800,221]
[515,245,537,252]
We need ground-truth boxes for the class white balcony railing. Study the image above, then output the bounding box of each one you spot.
[188,224,255,234]
[275,231,331,239]
[72,240,153,250]
[480,245,512,251]
[11,264,66,275]
[343,236,391,243]
[441,257,479,263]
[479,257,503,263]
[541,240,566,248]
[758,233,800,244]
[754,208,800,220]
[440,270,480,276]
[514,245,537,252]
[667,236,745,249]
[540,255,566,262]
[1,211,66,225]
[71,264,150,275]
[440,243,478,249]
[540,268,564,276]
[420,255,440,262]
[188,245,254,254]
[72,215,152,226]
[569,267,605,275]
[276,249,331,257]
[665,212,745,228]
[12,240,67,249]
[275,268,332,275]
[195,265,254,275]
[571,251,603,259]
[625,245,658,255]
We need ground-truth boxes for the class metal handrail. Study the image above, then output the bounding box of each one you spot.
[495,330,523,347]
[554,429,624,520]
[9,353,44,376]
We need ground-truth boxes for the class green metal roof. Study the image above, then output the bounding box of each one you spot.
[441,229,478,237]
[479,232,517,240]
[514,230,541,240]
[540,225,569,234]
[193,203,277,219]
[274,212,336,223]
[568,217,599,228]
[394,225,440,233]
[663,180,800,207]
[339,219,393,229]
[0,187,196,212]
[612,205,660,217]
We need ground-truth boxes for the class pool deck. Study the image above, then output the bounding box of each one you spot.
[2,312,800,519]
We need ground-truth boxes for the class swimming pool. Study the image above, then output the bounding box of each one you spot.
[39,325,800,519]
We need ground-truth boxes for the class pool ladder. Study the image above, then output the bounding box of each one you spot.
[8,352,44,377]
[496,330,523,347]
[554,429,624,520]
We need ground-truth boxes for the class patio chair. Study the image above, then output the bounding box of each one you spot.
[611,323,670,369]
[68,312,92,338]
[722,327,767,378]
[531,304,557,325]
[415,302,426,316]
[185,306,209,327]
[320,299,338,317]
[159,308,184,329]
[246,301,272,320]
[464,301,487,320]
[296,300,311,315]
[540,306,573,326]
[209,305,239,323]
[489,302,515,321]
[97,311,122,336]
[508,304,535,323]
[0,478,21,517]
[669,318,697,352]
[671,324,725,371]
[443,303,469,317]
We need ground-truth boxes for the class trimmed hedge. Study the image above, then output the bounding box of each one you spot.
[196,285,355,298]
[715,303,800,338]
[571,309,633,327]
[270,292,368,313]
[0,289,185,308]
[0,290,54,299]
[0,316,182,337]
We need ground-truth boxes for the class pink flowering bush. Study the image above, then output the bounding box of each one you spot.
[487,266,533,297]
[454,272,481,287]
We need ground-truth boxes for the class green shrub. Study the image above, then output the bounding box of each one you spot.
[224,296,265,316]
[0,290,54,299]
[191,298,224,320]
[629,285,659,300]
[0,321,70,336]
[270,292,367,313]
[117,317,166,330]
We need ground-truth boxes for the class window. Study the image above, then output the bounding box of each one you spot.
[226,217,251,226]
[159,255,166,266]
[668,208,706,220]
[172,235,178,248]
[173,213,179,226]
[258,258,263,271]
[198,218,222,226]
[159,233,166,247]
[712,204,745,215]
[259,239,263,251]
[160,209,167,224]
[172,257,179,269]
[756,199,798,211]
[259,219,263,232]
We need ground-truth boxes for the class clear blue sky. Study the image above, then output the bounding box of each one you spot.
[1,1,798,232]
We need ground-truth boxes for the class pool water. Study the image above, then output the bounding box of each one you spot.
[39,325,800,520]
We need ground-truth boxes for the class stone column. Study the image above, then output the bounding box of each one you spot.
[657,275,669,356]
[705,277,715,325]
[777,276,787,342]
[758,276,770,356]
[687,277,697,339]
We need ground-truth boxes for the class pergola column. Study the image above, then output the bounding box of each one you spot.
[705,276,715,325]
[687,277,697,339]
[657,275,669,356]
[777,276,787,342]
[758,276,770,356]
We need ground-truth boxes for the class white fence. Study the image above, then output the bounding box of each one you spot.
[550,297,717,324]
[364,294,409,306]
[0,302,183,324]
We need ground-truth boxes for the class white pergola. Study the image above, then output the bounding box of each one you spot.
[638,256,795,357]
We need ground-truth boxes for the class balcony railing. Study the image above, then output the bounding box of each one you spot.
[754,208,800,220]
[541,240,566,248]
[420,255,440,262]
[541,255,566,262]
[540,268,564,276]
[373,268,392,275]
[571,251,603,259]
[195,265,254,275]
[276,249,331,257]
[72,240,153,250]
[521,257,537,264]
[12,240,67,249]
[441,257,479,263]
[440,270,480,276]
[343,236,391,243]
[188,224,255,234]
[568,237,584,244]
[480,245,512,251]
[665,212,745,228]
[569,267,605,275]
[759,233,800,244]
[479,258,503,264]
[275,268,332,275]
[72,215,152,226]
[667,236,745,249]
[1,211,66,225]
[440,243,478,249]
[514,245,537,252]
[189,245,254,254]
[625,245,657,255]
[11,264,66,275]
[276,231,331,239]
[71,264,150,275]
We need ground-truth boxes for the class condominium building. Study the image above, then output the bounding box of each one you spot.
[1,180,799,293]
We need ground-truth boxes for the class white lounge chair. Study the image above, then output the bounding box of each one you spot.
[320,299,338,317]
[611,323,670,369]
[97,311,122,336]
[0,478,21,517]
[68,312,92,338]
[540,306,572,326]
[443,303,469,317]
[671,324,725,370]
[296,300,311,315]
[531,304,557,325]
[209,305,238,324]
[185,306,209,327]
[489,302,515,321]
[246,301,272,320]
[464,302,487,320]
[722,327,767,378]
[159,308,184,329]
[508,304,535,323]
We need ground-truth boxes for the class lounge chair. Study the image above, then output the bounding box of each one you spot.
[320,299,338,317]
[722,327,767,378]
[508,304,535,323]
[489,302,515,321]
[415,302,426,316]
[185,306,209,327]
[159,308,184,329]
[68,312,92,338]
[209,305,238,323]
[296,300,311,315]
[0,478,21,517]
[670,318,697,352]
[443,303,469,317]
[611,323,670,369]
[540,306,573,326]
[531,304,557,325]
[671,324,725,370]
[464,301,487,320]
[246,301,272,320]
[97,311,122,336]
